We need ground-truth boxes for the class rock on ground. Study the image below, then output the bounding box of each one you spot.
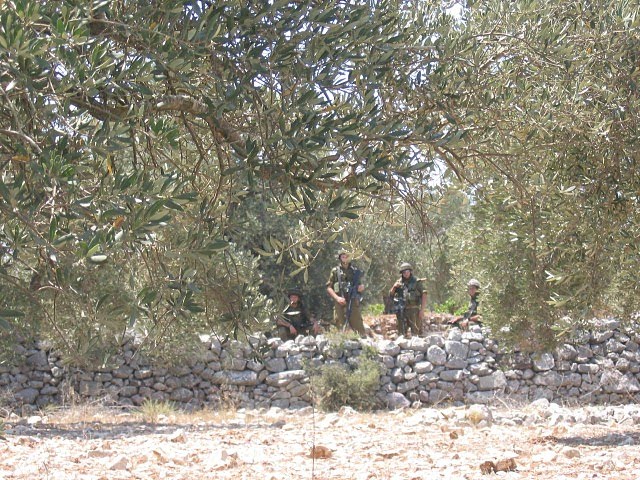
[1,404,640,479]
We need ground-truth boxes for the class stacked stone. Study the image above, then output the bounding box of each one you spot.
[501,319,640,405]
[378,330,505,409]
[0,341,59,408]
[2,318,640,411]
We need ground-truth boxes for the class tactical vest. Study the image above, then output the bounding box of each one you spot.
[333,264,359,297]
[395,275,423,306]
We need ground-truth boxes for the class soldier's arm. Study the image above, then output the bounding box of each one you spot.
[327,284,342,302]
[389,279,401,297]
[276,316,292,328]
[327,269,345,301]
[468,307,481,323]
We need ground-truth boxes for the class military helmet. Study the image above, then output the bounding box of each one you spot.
[287,287,303,297]
[399,262,413,273]
[467,278,481,288]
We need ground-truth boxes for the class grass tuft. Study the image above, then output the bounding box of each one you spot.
[134,399,177,423]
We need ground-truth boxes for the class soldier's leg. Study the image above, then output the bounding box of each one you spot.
[277,326,292,341]
[406,308,422,336]
[347,300,366,336]
[333,302,346,330]
[416,312,423,336]
[395,312,406,336]
[299,326,313,337]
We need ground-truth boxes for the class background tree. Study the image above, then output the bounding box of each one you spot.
[442,0,640,347]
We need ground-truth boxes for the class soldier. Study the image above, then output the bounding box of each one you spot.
[449,278,482,330]
[326,251,366,336]
[276,288,319,341]
[389,263,427,337]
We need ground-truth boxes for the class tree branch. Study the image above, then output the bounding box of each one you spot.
[68,93,248,158]
[0,129,43,154]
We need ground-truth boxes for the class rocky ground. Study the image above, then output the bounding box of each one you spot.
[1,400,639,480]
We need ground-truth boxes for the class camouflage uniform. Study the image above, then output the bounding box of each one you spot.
[465,294,480,323]
[390,272,426,336]
[326,261,365,336]
[449,279,482,329]
[277,300,313,341]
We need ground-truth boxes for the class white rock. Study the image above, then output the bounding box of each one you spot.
[532,450,558,463]
[169,429,187,443]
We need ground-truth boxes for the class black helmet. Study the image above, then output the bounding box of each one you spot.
[287,287,304,297]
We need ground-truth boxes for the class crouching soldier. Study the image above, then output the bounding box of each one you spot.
[448,278,482,330]
[276,288,320,341]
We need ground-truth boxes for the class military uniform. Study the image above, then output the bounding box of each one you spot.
[449,279,482,329]
[326,262,365,335]
[391,270,426,336]
[277,300,313,341]
[462,293,481,325]
[277,288,316,340]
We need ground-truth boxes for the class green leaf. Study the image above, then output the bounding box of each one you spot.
[137,287,158,305]
[53,233,74,246]
[338,211,359,219]
[0,309,24,318]
[193,240,229,256]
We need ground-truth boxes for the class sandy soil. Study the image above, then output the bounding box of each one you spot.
[2,403,639,480]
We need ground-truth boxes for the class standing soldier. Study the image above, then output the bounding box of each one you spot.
[276,288,320,340]
[389,263,427,337]
[326,251,366,336]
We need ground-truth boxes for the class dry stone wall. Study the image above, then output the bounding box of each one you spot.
[2,318,640,412]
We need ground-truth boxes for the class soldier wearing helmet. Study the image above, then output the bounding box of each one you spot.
[389,262,427,337]
[276,287,320,340]
[326,251,366,336]
[449,278,482,330]
[467,278,481,289]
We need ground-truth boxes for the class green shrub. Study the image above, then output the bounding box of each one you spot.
[309,355,383,412]
[433,298,466,315]
[362,303,385,316]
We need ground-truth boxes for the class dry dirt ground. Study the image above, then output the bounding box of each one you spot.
[1,403,639,480]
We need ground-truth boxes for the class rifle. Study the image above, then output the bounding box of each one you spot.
[392,295,406,335]
[342,268,362,332]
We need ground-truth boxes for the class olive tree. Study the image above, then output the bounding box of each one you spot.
[444,0,640,347]
[0,0,455,362]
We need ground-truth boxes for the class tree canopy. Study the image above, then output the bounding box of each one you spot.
[1,0,639,361]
